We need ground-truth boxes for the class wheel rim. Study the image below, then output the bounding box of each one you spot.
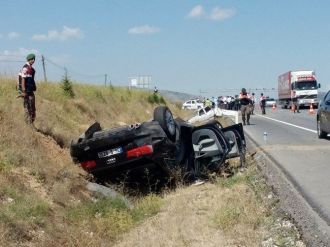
[165,110,176,136]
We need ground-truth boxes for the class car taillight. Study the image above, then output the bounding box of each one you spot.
[81,160,96,170]
[126,145,153,158]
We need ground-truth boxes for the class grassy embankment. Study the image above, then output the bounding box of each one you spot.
[0,77,303,246]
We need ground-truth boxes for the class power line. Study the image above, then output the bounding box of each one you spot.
[44,56,106,78]
[0,60,25,63]
[0,53,111,84]
[68,68,105,78]
[44,57,65,70]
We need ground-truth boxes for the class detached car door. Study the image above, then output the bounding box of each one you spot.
[191,122,246,173]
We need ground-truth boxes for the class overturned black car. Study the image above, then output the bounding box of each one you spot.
[70,106,246,180]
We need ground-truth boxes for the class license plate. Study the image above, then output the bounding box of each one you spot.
[98,147,123,158]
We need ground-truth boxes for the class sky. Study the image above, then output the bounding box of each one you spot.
[1,0,330,98]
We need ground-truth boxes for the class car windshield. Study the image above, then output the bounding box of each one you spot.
[266,98,275,101]
[294,80,317,90]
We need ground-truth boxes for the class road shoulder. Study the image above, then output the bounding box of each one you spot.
[246,135,330,247]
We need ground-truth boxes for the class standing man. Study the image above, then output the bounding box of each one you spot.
[260,93,266,115]
[239,88,253,125]
[250,93,256,114]
[153,86,158,94]
[291,90,300,113]
[18,54,37,125]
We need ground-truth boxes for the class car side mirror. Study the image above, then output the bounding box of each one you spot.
[318,83,321,88]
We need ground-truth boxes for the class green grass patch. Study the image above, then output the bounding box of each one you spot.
[68,196,130,222]
[216,173,248,188]
[213,191,265,232]
[0,187,50,226]
[132,194,163,221]
[213,165,270,233]
[67,194,163,240]
[217,165,268,201]
[213,203,245,231]
[0,149,24,171]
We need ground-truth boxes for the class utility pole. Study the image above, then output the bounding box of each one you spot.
[104,74,107,86]
[41,55,47,82]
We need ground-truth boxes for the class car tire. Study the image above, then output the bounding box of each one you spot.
[317,118,327,138]
[84,122,102,139]
[154,106,176,141]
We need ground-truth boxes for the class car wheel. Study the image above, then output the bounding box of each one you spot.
[154,106,176,141]
[317,118,327,138]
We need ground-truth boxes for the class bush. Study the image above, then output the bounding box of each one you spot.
[61,74,75,98]
[147,93,166,105]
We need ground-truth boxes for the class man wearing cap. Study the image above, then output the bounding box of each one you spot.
[239,88,253,125]
[18,54,37,124]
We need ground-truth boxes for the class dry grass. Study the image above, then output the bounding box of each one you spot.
[113,161,272,247]
[112,156,304,247]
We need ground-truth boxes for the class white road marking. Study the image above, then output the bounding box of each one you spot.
[255,114,317,134]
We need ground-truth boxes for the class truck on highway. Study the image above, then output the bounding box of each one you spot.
[278,70,321,109]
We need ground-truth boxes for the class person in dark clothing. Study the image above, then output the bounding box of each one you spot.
[234,95,240,111]
[260,93,266,115]
[154,86,158,94]
[239,88,253,125]
[18,53,37,124]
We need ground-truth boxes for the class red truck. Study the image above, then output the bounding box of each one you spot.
[278,70,320,109]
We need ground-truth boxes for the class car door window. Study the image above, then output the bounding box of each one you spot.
[325,91,330,104]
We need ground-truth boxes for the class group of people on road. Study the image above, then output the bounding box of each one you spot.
[200,89,269,126]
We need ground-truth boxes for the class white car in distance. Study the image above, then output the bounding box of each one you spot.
[182,99,204,110]
[265,98,277,107]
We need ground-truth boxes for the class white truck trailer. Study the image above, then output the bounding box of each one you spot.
[278,70,321,109]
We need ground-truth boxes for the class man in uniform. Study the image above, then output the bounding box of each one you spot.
[18,54,37,125]
[291,90,300,113]
[239,88,253,125]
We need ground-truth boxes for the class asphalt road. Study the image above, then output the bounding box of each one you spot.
[244,106,330,224]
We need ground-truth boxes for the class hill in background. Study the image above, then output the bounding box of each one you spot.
[159,89,199,103]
